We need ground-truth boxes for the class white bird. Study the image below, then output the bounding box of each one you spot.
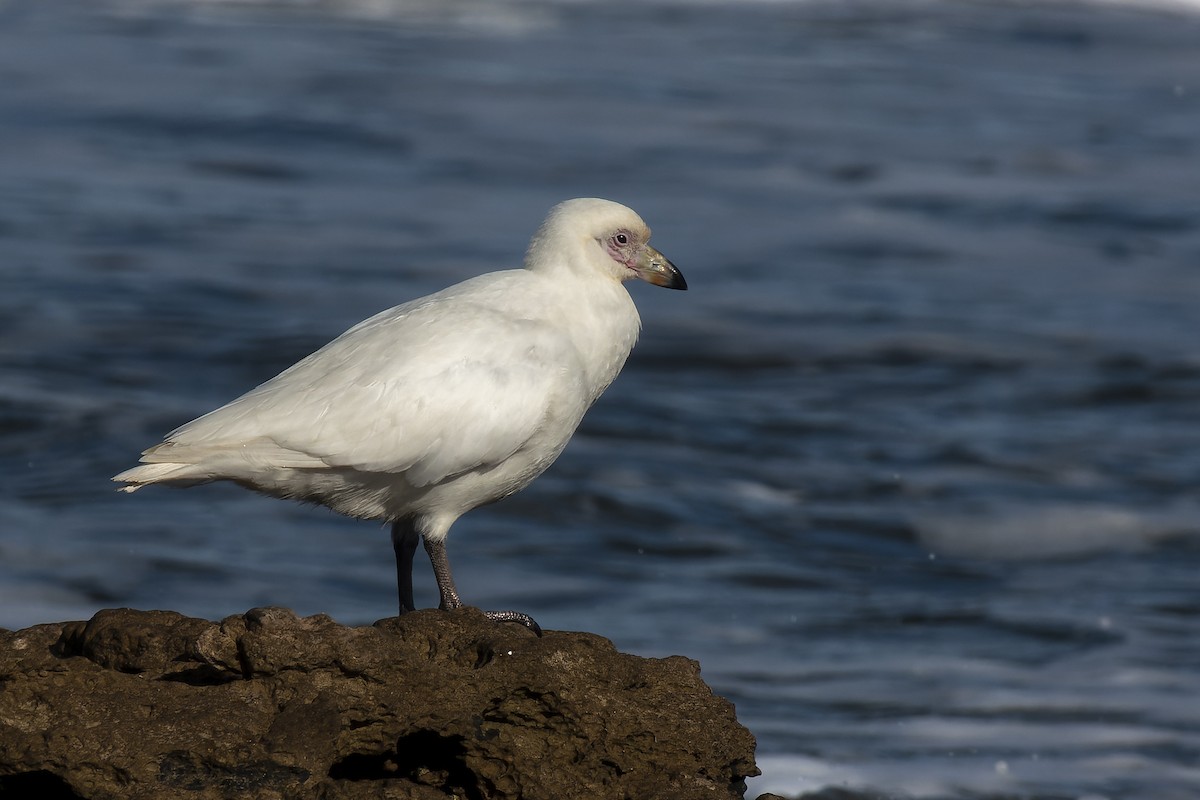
[113,198,686,633]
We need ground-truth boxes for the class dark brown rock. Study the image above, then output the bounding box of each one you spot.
[0,607,758,799]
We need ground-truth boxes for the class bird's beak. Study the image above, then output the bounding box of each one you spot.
[632,245,687,290]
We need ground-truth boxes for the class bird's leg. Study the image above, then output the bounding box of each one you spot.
[422,536,543,636]
[423,535,463,610]
[391,520,420,615]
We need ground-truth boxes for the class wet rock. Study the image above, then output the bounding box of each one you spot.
[0,607,758,799]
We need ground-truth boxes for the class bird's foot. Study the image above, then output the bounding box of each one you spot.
[395,605,542,636]
[419,537,542,634]
[483,609,543,636]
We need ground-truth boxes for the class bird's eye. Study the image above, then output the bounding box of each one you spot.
[614,233,629,246]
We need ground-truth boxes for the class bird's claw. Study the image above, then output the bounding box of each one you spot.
[484,609,543,636]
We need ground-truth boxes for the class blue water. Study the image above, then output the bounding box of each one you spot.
[2,1,1199,797]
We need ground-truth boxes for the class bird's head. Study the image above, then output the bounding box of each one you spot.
[525,198,687,291]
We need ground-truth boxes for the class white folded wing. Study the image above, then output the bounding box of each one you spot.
[125,272,584,490]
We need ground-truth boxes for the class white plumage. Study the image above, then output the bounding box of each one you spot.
[114,198,686,632]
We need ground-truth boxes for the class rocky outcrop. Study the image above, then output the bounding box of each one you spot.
[0,607,758,799]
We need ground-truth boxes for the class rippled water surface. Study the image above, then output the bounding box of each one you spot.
[2,1,1199,797]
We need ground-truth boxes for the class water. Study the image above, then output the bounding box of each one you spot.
[2,1,1199,797]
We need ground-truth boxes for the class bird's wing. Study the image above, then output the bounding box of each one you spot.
[152,290,585,488]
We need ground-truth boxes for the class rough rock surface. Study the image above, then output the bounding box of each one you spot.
[0,607,758,800]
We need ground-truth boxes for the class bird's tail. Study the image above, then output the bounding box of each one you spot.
[112,461,211,492]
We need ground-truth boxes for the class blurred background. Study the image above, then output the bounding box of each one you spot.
[2,1,1198,797]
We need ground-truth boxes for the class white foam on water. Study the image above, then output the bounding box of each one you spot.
[748,751,1019,800]
[750,749,1200,800]
[915,502,1200,561]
